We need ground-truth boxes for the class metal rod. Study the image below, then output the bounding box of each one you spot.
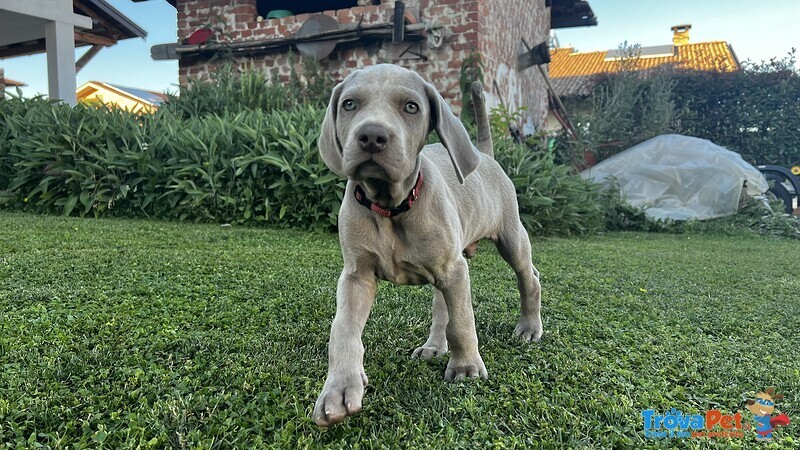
[521,37,578,140]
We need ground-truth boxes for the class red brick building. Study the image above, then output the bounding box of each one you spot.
[139,0,595,131]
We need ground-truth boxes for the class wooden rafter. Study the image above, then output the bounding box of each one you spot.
[76,44,105,72]
[74,31,117,47]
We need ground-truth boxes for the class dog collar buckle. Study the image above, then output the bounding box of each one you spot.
[354,172,423,218]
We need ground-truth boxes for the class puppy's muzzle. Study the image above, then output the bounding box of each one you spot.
[357,124,389,154]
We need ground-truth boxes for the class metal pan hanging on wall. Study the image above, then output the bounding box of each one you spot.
[294,14,339,60]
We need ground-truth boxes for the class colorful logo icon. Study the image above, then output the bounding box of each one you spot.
[642,388,792,441]
[745,388,791,441]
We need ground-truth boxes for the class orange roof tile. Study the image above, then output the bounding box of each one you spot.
[549,41,740,79]
[0,77,25,87]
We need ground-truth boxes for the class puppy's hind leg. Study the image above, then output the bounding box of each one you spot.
[494,221,542,342]
[411,288,449,359]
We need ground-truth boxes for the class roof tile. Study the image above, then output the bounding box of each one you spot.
[549,41,739,79]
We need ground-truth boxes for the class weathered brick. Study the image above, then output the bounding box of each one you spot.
[451,22,479,34]
[176,0,549,125]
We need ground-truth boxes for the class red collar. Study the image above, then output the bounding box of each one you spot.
[353,172,423,218]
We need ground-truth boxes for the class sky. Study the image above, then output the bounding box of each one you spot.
[555,0,799,64]
[1,0,798,98]
[2,0,178,97]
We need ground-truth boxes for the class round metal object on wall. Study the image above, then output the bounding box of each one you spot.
[295,14,339,60]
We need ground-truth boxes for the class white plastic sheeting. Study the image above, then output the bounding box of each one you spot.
[581,134,769,221]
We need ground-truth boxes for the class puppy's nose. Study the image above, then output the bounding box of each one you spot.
[357,124,389,154]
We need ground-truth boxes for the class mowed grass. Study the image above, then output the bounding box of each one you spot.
[0,211,798,449]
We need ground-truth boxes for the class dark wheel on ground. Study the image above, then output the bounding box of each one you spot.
[766,176,793,214]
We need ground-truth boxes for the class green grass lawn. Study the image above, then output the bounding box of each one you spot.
[1,211,798,449]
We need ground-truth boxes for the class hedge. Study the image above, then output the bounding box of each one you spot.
[1,97,342,230]
[565,51,800,166]
[0,95,604,236]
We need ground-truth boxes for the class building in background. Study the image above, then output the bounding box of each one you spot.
[548,24,739,97]
[0,0,146,105]
[76,80,168,112]
[0,67,26,92]
[139,0,597,132]
[545,24,740,132]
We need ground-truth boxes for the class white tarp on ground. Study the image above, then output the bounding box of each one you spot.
[581,134,769,221]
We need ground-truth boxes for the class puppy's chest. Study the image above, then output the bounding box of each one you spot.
[369,223,445,286]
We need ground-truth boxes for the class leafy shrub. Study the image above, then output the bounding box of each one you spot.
[559,44,680,163]
[494,138,605,236]
[163,58,333,118]
[1,92,611,236]
[669,51,800,166]
[459,50,485,125]
[676,197,800,239]
[557,47,800,166]
[591,180,800,239]
[0,95,341,230]
[489,104,527,142]
[595,177,650,232]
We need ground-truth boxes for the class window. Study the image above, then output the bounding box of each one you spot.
[256,0,379,18]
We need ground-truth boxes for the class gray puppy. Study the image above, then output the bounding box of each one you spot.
[315,64,542,426]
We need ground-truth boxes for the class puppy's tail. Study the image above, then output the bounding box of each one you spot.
[470,81,493,158]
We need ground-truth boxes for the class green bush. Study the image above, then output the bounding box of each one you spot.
[163,59,332,118]
[1,82,605,236]
[0,96,341,230]
[670,52,800,166]
[557,44,680,164]
[558,48,800,166]
[494,138,605,236]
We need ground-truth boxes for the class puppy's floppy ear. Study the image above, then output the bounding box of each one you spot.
[318,80,346,177]
[424,81,481,184]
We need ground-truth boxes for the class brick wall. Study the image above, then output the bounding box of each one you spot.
[175,0,550,130]
[480,0,549,131]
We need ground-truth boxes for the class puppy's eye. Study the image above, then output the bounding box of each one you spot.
[342,99,357,111]
[404,102,419,114]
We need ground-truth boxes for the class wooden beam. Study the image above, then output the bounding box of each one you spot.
[0,41,46,58]
[76,44,104,73]
[74,31,117,47]
[392,1,405,44]
[151,21,438,60]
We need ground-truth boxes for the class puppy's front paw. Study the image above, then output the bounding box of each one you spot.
[444,355,488,382]
[411,341,448,359]
[514,317,543,342]
[313,368,368,427]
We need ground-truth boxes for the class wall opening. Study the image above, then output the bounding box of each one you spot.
[257,1,376,18]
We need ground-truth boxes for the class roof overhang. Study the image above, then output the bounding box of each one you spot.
[0,65,23,87]
[0,0,147,58]
[550,0,597,29]
[131,0,175,7]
